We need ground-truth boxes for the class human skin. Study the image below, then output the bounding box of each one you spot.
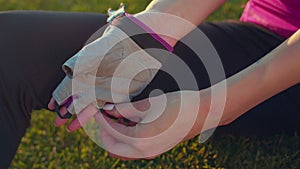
[49,29,300,159]
[133,0,227,47]
[48,0,228,131]
[94,29,300,160]
[48,0,300,159]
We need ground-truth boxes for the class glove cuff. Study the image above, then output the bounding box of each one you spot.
[124,13,174,53]
[106,3,174,64]
[107,3,173,54]
[111,15,173,64]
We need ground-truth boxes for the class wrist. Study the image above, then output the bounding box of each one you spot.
[133,12,178,47]
[125,13,175,51]
[133,11,196,47]
[107,4,177,49]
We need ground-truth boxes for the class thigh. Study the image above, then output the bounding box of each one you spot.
[0,11,107,168]
[0,11,108,111]
[0,101,27,169]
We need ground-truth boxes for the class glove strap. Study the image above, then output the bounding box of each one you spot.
[125,13,174,53]
[107,4,174,64]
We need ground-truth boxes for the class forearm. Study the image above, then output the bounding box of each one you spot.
[187,30,300,139]
[134,0,226,46]
[219,29,300,125]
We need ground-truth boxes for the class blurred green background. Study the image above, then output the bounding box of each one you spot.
[1,0,299,168]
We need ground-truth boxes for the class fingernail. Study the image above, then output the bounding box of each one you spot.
[103,104,115,111]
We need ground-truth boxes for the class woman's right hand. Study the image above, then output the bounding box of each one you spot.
[94,90,207,160]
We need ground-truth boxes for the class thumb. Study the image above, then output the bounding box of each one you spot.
[104,99,151,122]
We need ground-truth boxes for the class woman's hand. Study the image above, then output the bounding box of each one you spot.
[92,90,215,160]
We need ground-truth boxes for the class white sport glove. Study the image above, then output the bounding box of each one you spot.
[52,5,173,118]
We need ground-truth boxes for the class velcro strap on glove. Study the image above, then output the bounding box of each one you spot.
[112,14,174,62]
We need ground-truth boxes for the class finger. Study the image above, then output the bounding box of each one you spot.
[94,113,132,135]
[100,129,126,160]
[117,118,138,127]
[54,106,69,126]
[110,154,137,161]
[108,153,119,159]
[66,104,98,132]
[100,127,140,160]
[96,114,158,159]
[144,154,161,160]
[105,100,149,122]
[100,128,117,147]
[48,97,55,110]
[102,104,122,118]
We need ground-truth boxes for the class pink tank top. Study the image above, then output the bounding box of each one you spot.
[240,0,300,38]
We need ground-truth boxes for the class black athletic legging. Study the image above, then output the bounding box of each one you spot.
[0,11,299,168]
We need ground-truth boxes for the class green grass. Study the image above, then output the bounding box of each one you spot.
[1,0,299,168]
[11,111,300,169]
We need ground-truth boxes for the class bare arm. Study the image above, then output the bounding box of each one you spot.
[91,30,300,159]
[134,0,227,46]
[189,30,300,137]
[221,29,300,125]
